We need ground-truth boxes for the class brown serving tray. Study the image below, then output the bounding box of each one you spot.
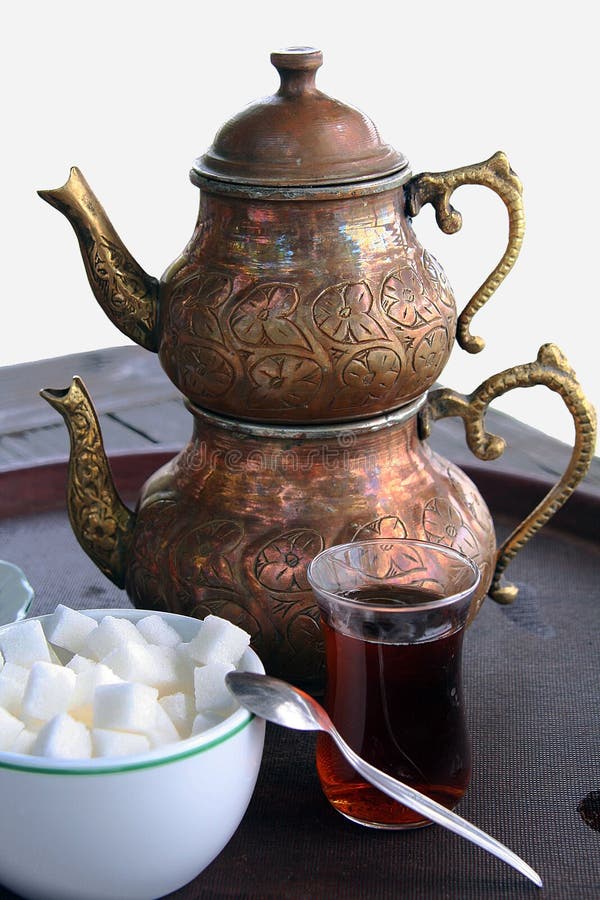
[0,454,599,899]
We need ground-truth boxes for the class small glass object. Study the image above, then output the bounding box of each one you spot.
[307,539,480,829]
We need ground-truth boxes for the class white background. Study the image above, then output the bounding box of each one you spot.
[2,0,598,449]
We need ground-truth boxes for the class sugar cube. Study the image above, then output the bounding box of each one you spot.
[194,662,236,714]
[70,661,122,712]
[0,663,29,715]
[22,662,77,721]
[2,662,29,688]
[93,682,159,734]
[66,654,96,675]
[11,727,38,754]
[46,605,98,654]
[0,707,24,750]
[145,646,181,695]
[33,713,92,759]
[173,644,196,693]
[187,615,250,667]
[2,612,252,760]
[82,616,147,661]
[0,619,51,667]
[102,642,158,684]
[136,615,181,648]
[191,710,223,736]
[92,728,151,758]
[145,703,180,749]
[159,692,196,737]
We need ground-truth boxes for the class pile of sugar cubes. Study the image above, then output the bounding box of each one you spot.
[0,608,250,760]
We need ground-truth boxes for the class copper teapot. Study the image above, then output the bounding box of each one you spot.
[39,48,596,687]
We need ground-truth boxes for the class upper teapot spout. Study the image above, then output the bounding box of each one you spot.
[39,168,159,351]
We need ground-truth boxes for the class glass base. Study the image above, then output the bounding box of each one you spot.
[335,806,433,830]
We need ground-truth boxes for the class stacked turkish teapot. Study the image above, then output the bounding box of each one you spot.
[39,48,596,687]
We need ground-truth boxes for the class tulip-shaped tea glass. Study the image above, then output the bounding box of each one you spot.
[307,539,481,829]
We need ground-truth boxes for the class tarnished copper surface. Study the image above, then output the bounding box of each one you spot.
[40,337,596,686]
[158,186,456,421]
[195,48,407,186]
[41,379,497,686]
[37,50,526,424]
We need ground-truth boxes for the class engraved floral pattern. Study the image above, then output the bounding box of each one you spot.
[342,347,402,402]
[422,497,478,556]
[286,610,325,681]
[313,281,386,343]
[169,272,232,343]
[249,354,322,408]
[174,519,244,592]
[179,345,234,400]
[352,514,408,541]
[255,529,324,593]
[230,283,309,348]
[412,326,450,377]
[89,236,157,346]
[422,249,454,309]
[381,265,441,328]
[159,264,457,417]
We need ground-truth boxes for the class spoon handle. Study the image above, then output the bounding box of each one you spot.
[330,727,542,888]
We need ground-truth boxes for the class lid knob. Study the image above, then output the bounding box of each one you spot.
[270,47,323,97]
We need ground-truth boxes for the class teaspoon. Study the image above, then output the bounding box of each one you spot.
[226,670,542,888]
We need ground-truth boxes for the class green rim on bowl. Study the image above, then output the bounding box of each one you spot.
[0,608,262,775]
[0,714,254,776]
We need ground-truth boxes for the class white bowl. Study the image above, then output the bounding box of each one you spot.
[0,609,265,900]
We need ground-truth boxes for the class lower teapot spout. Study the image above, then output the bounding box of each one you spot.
[40,377,135,589]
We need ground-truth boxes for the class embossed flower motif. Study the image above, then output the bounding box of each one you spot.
[412,326,449,378]
[255,529,324,592]
[250,354,322,409]
[82,507,118,552]
[342,348,401,402]
[179,346,234,400]
[421,249,454,309]
[353,515,408,542]
[230,284,308,348]
[168,272,232,343]
[422,498,477,556]
[381,265,441,328]
[172,520,244,599]
[313,281,385,343]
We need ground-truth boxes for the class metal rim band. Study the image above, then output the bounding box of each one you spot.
[189,167,413,201]
[185,394,427,440]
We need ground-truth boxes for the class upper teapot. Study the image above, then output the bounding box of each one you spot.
[39,47,524,423]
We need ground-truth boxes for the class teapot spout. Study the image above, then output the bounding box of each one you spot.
[40,377,135,589]
[38,168,159,352]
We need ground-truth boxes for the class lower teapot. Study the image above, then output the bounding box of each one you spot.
[42,343,595,688]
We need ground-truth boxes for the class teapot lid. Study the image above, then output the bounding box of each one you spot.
[193,47,408,187]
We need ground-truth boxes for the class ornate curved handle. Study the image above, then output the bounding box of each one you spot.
[420,344,597,604]
[405,151,524,353]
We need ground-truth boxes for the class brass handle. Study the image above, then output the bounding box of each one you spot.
[420,344,597,603]
[406,151,524,353]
